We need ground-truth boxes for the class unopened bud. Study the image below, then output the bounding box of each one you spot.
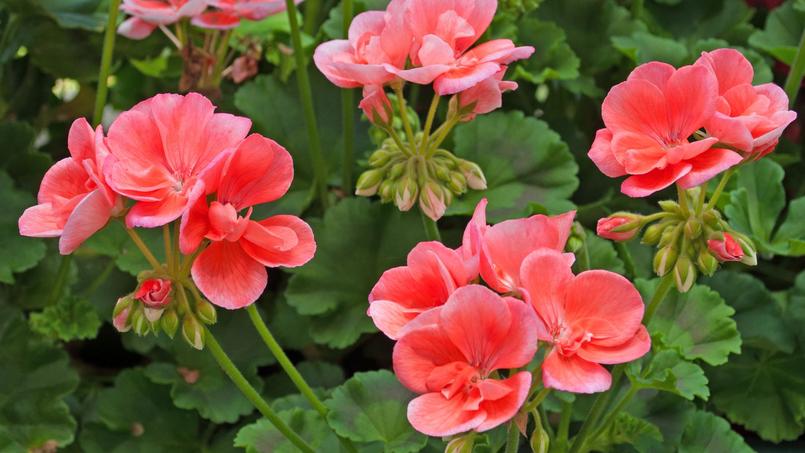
[113,297,133,333]
[432,162,452,182]
[641,221,668,245]
[659,225,682,248]
[394,177,418,212]
[182,315,205,350]
[457,159,486,190]
[419,182,447,221]
[447,171,468,195]
[355,169,384,196]
[130,306,150,336]
[378,179,394,202]
[113,295,133,318]
[706,232,744,263]
[702,209,722,227]
[597,213,641,241]
[446,432,476,453]
[388,161,407,180]
[696,249,719,276]
[653,245,678,277]
[196,298,217,325]
[734,234,757,266]
[658,200,683,216]
[161,309,179,338]
[684,218,702,240]
[673,255,697,293]
[368,149,392,168]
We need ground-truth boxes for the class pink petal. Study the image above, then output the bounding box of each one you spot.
[610,131,667,175]
[627,61,674,88]
[366,300,424,340]
[191,11,241,29]
[418,34,456,66]
[542,349,612,393]
[36,158,88,205]
[695,48,754,95]
[602,79,667,136]
[179,195,210,255]
[67,118,97,162]
[217,134,294,209]
[313,41,364,89]
[393,324,467,394]
[347,11,386,48]
[191,240,267,309]
[577,325,651,365]
[125,180,204,228]
[387,63,453,85]
[117,17,157,40]
[106,109,168,169]
[676,148,743,189]
[706,112,754,154]
[407,391,486,437]
[518,249,575,341]
[18,203,63,238]
[664,64,718,139]
[458,197,488,277]
[240,215,316,268]
[433,61,501,96]
[620,163,692,198]
[59,189,114,254]
[476,372,532,432]
[588,128,626,178]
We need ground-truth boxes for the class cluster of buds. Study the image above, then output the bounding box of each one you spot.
[113,274,217,350]
[597,188,757,293]
[355,137,486,220]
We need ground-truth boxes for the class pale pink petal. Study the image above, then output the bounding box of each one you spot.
[387,64,453,85]
[577,325,651,365]
[313,41,364,88]
[366,300,423,340]
[476,372,532,432]
[418,34,456,66]
[191,241,267,309]
[125,180,204,228]
[695,48,754,94]
[36,158,88,205]
[705,113,754,154]
[217,134,293,209]
[676,148,742,189]
[59,189,114,254]
[542,349,612,393]
[588,128,626,178]
[19,203,63,238]
[347,11,386,47]
[240,215,316,268]
[393,324,467,394]
[621,163,692,198]
[433,61,502,96]
[117,17,157,40]
[407,392,486,437]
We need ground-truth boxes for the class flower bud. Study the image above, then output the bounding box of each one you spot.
[658,200,682,216]
[388,161,407,181]
[734,234,758,266]
[359,85,392,125]
[161,309,179,338]
[696,249,719,276]
[596,213,641,241]
[136,278,171,323]
[684,218,702,240]
[394,177,418,212]
[419,182,447,221]
[113,295,133,318]
[113,298,132,333]
[653,245,678,277]
[673,255,697,293]
[447,171,468,195]
[378,179,394,202]
[196,298,217,325]
[431,162,452,182]
[659,225,682,248]
[368,149,392,168]
[641,221,668,245]
[457,159,487,190]
[446,432,476,453]
[130,306,150,336]
[355,169,384,196]
[182,315,205,350]
[707,232,744,263]
[702,209,722,227]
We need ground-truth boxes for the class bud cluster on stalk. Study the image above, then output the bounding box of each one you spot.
[355,135,487,221]
[113,271,218,350]
[597,187,757,293]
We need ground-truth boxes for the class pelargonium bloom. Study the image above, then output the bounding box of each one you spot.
[519,249,650,393]
[385,0,534,95]
[182,134,316,309]
[19,118,121,255]
[118,0,208,40]
[695,49,797,158]
[456,67,518,121]
[393,285,538,437]
[104,92,251,229]
[588,61,743,197]
[193,0,300,29]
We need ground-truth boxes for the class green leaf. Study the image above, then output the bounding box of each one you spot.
[749,0,805,64]
[0,0,106,31]
[447,111,578,221]
[515,18,580,84]
[643,0,753,42]
[588,412,662,453]
[789,271,805,345]
[708,350,805,442]
[0,120,52,192]
[265,361,344,397]
[612,31,689,66]
[679,410,753,453]
[703,271,795,353]
[80,369,202,452]
[235,408,338,453]
[629,350,709,401]
[638,279,741,366]
[285,198,425,348]
[29,295,101,341]
[0,170,47,284]
[0,304,79,450]
[772,196,805,256]
[580,232,625,275]
[325,370,426,453]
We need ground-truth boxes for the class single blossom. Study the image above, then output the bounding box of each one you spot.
[384,0,534,95]
[182,134,316,309]
[707,232,744,262]
[596,215,639,242]
[118,0,208,40]
[519,249,650,393]
[695,49,797,158]
[475,204,575,294]
[19,118,121,255]
[393,285,538,437]
[193,0,300,29]
[456,67,518,121]
[135,278,173,308]
[104,92,251,229]
[588,61,743,197]
[359,85,393,124]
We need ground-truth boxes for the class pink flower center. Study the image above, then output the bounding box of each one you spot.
[551,323,593,357]
[426,361,484,401]
[208,201,252,242]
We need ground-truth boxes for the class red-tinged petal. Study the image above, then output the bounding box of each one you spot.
[433,61,501,96]
[106,109,167,169]
[563,270,644,346]
[126,181,204,228]
[610,131,667,175]
[191,11,241,29]
[103,158,173,201]
[367,300,424,340]
[148,93,214,174]
[706,113,754,153]
[488,297,540,370]
[217,134,293,209]
[695,48,754,95]
[542,349,612,393]
[179,195,210,255]
[59,189,114,255]
[620,163,692,198]
[665,137,718,165]
[19,203,63,238]
[458,198,488,277]
[588,128,626,178]
[627,61,674,88]
[476,372,531,432]
[519,249,574,340]
[602,79,667,137]
[393,324,467,394]
[240,215,316,268]
[677,148,743,189]
[577,325,651,365]
[407,241,470,289]
[664,64,718,139]
[117,17,157,39]
[191,241,267,309]
[67,118,96,162]
[407,392,486,437]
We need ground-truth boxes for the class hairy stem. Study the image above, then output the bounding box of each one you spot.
[125,227,163,271]
[340,0,355,194]
[784,27,805,106]
[421,210,442,241]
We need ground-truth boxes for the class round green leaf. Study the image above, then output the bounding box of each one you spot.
[679,410,753,453]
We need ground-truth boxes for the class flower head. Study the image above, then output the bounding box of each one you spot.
[135,278,173,308]
[118,0,208,39]
[19,118,121,254]
[519,249,650,393]
[393,285,538,437]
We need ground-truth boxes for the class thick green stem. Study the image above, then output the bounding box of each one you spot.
[394,85,416,147]
[419,94,440,154]
[48,256,73,305]
[704,167,735,211]
[284,0,329,208]
[93,0,121,126]
[523,387,551,412]
[556,400,573,451]
[125,227,163,271]
[340,0,355,194]
[245,305,358,452]
[677,184,689,216]
[302,0,321,35]
[504,420,520,453]
[204,328,315,453]
[644,273,674,324]
[421,210,442,241]
[783,27,805,106]
[163,225,174,274]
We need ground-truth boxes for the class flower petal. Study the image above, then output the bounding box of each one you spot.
[393,323,467,394]
[407,391,486,437]
[217,134,294,209]
[476,372,532,432]
[542,349,612,393]
[240,215,316,268]
[577,325,651,365]
[191,241,267,309]
[59,189,114,254]
[676,148,742,189]
[620,163,692,198]
[519,249,575,341]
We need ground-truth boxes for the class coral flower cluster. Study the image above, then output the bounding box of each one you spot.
[370,199,650,437]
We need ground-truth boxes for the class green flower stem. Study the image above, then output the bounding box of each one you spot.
[284,0,329,208]
[245,305,358,453]
[556,400,573,451]
[383,124,412,158]
[783,27,805,106]
[427,115,459,155]
[570,275,675,453]
[677,184,690,216]
[83,259,116,296]
[163,225,174,274]
[302,0,321,35]
[704,167,736,211]
[421,210,442,241]
[93,0,121,126]
[48,256,73,305]
[588,385,640,445]
[522,387,551,412]
[204,327,315,453]
[419,94,440,154]
[504,420,520,453]
[340,0,355,194]
[125,227,163,271]
[394,85,416,147]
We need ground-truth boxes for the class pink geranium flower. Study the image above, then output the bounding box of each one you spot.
[193,0,300,29]
[393,285,538,437]
[118,0,208,40]
[385,0,534,95]
[695,49,797,159]
[519,249,650,393]
[588,62,743,197]
[104,92,251,229]
[19,118,121,255]
[182,134,316,309]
